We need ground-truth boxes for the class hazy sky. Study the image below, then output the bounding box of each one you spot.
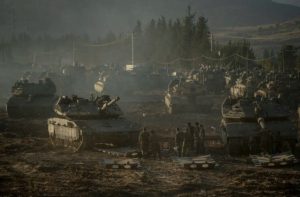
[0,0,300,38]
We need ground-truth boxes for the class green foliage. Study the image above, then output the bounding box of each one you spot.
[261,48,276,71]
[0,41,13,63]
[219,40,255,68]
[134,6,211,67]
[278,45,298,72]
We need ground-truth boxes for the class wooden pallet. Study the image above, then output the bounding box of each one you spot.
[173,155,217,170]
[96,147,140,158]
[102,158,140,169]
[250,152,298,167]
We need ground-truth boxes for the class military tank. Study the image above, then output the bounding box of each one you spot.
[164,77,214,114]
[6,78,57,118]
[220,75,298,155]
[48,95,140,152]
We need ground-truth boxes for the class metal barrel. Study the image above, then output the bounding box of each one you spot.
[101,96,120,110]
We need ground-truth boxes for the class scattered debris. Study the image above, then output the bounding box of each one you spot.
[102,158,140,169]
[250,152,298,167]
[96,147,140,158]
[173,155,217,170]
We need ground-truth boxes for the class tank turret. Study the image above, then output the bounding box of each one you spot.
[100,96,120,111]
[54,95,122,118]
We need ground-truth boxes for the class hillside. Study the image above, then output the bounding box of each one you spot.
[0,0,300,38]
[214,17,300,54]
[274,0,300,7]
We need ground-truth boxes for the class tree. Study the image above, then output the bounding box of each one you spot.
[133,20,142,36]
[180,6,195,60]
[278,45,298,72]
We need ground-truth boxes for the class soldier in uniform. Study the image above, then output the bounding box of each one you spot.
[187,122,195,151]
[194,123,200,154]
[183,128,193,156]
[199,124,206,154]
[149,130,161,160]
[175,128,184,157]
[138,127,150,157]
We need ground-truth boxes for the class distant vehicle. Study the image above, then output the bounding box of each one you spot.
[164,77,214,114]
[6,78,57,118]
[257,71,300,110]
[94,65,170,97]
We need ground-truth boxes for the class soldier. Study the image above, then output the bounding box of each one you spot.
[183,128,193,156]
[149,130,161,160]
[194,123,200,154]
[175,128,184,157]
[199,124,206,154]
[138,127,150,157]
[187,122,195,151]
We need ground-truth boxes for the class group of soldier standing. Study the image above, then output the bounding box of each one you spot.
[138,122,206,159]
[138,128,161,159]
[175,122,206,157]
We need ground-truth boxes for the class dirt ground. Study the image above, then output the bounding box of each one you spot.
[0,100,300,196]
[0,133,300,196]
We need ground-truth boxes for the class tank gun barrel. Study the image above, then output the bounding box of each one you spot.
[101,96,120,110]
[257,117,266,130]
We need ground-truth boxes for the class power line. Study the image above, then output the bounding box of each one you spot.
[79,36,131,48]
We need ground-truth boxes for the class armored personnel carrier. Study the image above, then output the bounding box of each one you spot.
[48,95,140,152]
[164,77,214,114]
[6,78,57,118]
[257,71,300,110]
[220,76,298,155]
[94,65,170,100]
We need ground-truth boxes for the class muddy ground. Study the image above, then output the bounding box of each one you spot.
[0,133,300,196]
[0,99,300,196]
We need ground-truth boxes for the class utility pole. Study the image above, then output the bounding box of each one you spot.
[246,51,249,72]
[131,32,134,66]
[210,33,213,53]
[282,51,285,73]
[11,7,16,37]
[72,41,75,66]
[32,52,36,68]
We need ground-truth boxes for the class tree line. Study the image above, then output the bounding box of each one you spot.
[0,6,299,71]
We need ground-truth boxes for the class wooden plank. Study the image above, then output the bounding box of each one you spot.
[102,159,140,169]
[173,155,216,170]
[250,153,298,167]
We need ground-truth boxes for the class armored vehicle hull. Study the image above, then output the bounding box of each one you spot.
[48,117,139,152]
[7,96,57,118]
[220,97,298,155]
[164,93,214,114]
